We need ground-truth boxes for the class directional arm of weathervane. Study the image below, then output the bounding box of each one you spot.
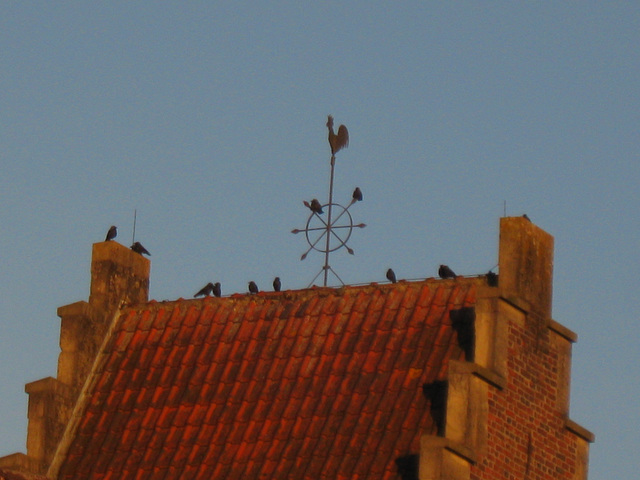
[329,204,352,225]
[328,224,354,230]
[328,227,353,247]
[312,212,330,228]
[328,229,353,253]
[304,226,335,233]
[291,211,329,235]
[300,229,329,260]
[307,229,328,250]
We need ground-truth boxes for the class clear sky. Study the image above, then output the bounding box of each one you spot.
[1,3,638,478]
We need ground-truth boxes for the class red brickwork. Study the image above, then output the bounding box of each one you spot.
[473,316,578,480]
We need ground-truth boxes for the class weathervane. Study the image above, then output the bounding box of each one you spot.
[292,115,366,287]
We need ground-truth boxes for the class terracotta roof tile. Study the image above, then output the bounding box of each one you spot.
[56,280,479,479]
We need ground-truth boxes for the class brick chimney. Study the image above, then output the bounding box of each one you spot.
[57,241,149,394]
[0,241,149,475]
[498,216,554,320]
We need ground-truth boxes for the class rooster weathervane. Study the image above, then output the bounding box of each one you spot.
[292,116,366,287]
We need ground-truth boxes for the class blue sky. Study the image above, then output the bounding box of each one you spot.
[1,3,638,478]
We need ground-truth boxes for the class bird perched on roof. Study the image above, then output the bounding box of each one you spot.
[303,199,324,214]
[194,282,215,297]
[130,242,150,256]
[212,282,221,297]
[486,271,498,287]
[386,268,397,284]
[273,277,281,292]
[352,187,363,202]
[105,226,117,241]
[327,115,349,156]
[438,264,457,279]
[248,281,258,294]
[522,214,531,222]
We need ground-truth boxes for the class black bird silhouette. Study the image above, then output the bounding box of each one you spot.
[438,264,457,279]
[303,199,324,214]
[130,242,150,256]
[194,282,215,297]
[248,281,258,294]
[105,226,117,241]
[273,277,281,292]
[486,271,498,287]
[522,214,531,222]
[212,282,222,297]
[327,115,349,156]
[386,268,397,283]
[352,187,363,202]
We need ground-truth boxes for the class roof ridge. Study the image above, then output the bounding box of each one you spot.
[120,277,488,313]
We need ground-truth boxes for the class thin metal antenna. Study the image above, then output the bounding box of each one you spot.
[132,209,137,244]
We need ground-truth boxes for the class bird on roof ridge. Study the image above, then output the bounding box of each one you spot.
[105,225,117,242]
[386,268,397,283]
[438,264,457,280]
[248,281,258,294]
[327,115,349,156]
[194,282,215,297]
[273,277,281,292]
[212,282,221,297]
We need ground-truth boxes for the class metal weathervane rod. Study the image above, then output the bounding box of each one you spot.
[323,153,336,286]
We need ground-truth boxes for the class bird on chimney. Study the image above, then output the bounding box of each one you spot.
[352,187,363,202]
[386,268,397,283]
[327,115,349,156]
[105,226,117,241]
[438,265,457,279]
[212,282,222,297]
[130,242,150,256]
[248,281,259,294]
[194,282,215,297]
[273,277,281,292]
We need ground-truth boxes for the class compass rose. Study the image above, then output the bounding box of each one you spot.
[292,116,366,287]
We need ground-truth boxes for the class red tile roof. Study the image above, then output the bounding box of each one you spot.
[55,280,477,479]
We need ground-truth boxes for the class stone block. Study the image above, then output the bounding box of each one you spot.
[498,217,554,320]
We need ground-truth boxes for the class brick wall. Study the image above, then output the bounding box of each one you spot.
[473,313,579,480]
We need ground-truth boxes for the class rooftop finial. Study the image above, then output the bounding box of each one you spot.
[292,116,365,287]
[326,115,349,160]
